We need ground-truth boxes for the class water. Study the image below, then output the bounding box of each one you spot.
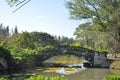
[40,68,120,80]
[2,68,119,80]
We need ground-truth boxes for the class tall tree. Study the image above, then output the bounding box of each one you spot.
[14,26,18,34]
[66,0,120,42]
[74,22,109,51]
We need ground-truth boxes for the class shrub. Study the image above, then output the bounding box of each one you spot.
[0,46,15,70]
[28,75,64,80]
[0,77,7,80]
[104,75,120,80]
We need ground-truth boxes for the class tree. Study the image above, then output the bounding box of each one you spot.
[30,32,58,48]
[19,31,34,49]
[7,31,59,49]
[74,22,109,52]
[0,24,10,37]
[66,0,120,42]
[6,0,31,13]
[0,46,14,70]
[12,31,35,49]
[0,24,11,47]
[54,35,74,45]
[14,26,18,34]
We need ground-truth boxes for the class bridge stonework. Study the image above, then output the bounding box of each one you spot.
[34,46,107,67]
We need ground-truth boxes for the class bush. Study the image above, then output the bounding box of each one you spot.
[104,75,120,80]
[0,46,11,60]
[35,46,57,53]
[28,75,65,80]
[0,77,7,80]
[0,46,15,70]
[0,75,66,80]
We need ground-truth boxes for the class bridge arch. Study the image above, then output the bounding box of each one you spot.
[34,46,95,67]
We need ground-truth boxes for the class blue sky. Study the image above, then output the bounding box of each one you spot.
[0,0,81,38]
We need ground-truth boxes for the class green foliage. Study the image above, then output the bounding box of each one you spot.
[16,31,35,49]
[66,0,120,52]
[70,42,81,47]
[54,36,74,45]
[0,46,11,59]
[35,45,57,53]
[8,46,35,66]
[84,44,109,52]
[31,32,58,48]
[7,45,57,68]
[8,0,17,2]
[0,77,7,80]
[73,18,111,52]
[104,75,120,80]
[66,0,120,29]
[0,75,66,80]
[8,46,34,58]
[0,46,15,70]
[28,75,65,80]
[8,31,58,49]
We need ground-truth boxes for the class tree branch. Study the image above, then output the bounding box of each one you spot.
[12,0,31,13]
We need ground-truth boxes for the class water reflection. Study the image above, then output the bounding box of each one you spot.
[0,68,120,80]
[110,69,120,75]
[72,68,112,80]
[55,67,86,75]
[41,68,120,80]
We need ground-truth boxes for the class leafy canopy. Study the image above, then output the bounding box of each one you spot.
[66,0,120,42]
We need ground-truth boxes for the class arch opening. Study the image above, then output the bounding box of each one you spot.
[43,54,91,68]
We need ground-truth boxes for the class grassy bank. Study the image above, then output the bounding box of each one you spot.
[110,61,120,70]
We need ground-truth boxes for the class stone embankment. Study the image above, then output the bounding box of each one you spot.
[0,57,8,70]
[109,53,120,70]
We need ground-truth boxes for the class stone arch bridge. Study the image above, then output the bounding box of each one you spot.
[34,46,106,67]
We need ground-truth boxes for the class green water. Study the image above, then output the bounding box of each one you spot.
[1,68,119,80]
